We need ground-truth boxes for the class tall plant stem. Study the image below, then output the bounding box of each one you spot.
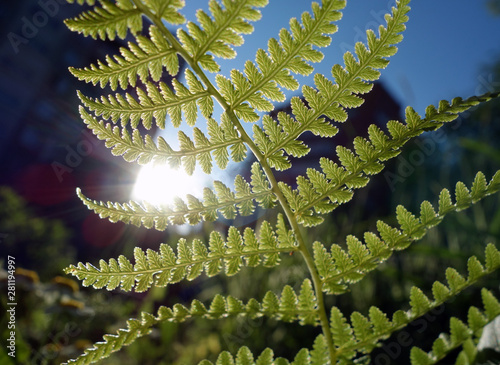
[131,1,337,362]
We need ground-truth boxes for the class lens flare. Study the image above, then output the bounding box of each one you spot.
[132,163,202,205]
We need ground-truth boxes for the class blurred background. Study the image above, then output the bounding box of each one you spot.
[0,1,499,364]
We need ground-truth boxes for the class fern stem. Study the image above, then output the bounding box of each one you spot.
[243,132,338,364]
[130,1,337,362]
[238,138,338,363]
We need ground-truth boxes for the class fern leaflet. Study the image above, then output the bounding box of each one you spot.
[65,216,296,291]
[410,289,500,365]
[314,170,500,294]
[330,244,500,361]
[76,162,275,228]
[284,92,500,226]
[65,0,144,40]
[178,0,268,72]
[254,0,410,169]
[220,0,346,123]
[78,68,214,129]
[69,25,180,90]
[63,281,318,364]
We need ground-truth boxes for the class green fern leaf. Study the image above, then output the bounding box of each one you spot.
[408,289,500,365]
[445,267,467,292]
[178,0,268,72]
[485,241,500,271]
[317,176,500,294]
[62,0,500,363]
[259,0,410,168]
[62,311,158,364]
[225,0,346,124]
[369,306,392,335]
[482,287,500,320]
[409,287,432,315]
[79,69,213,129]
[65,0,143,40]
[455,339,478,365]
[297,279,318,325]
[291,348,309,365]
[80,107,244,170]
[279,286,299,322]
[69,25,179,90]
[285,96,500,226]
[467,306,488,333]
[410,347,433,365]
[431,281,450,303]
[76,166,274,228]
[309,334,328,365]
[64,221,298,291]
[332,244,500,361]
[330,306,356,353]
[350,312,374,351]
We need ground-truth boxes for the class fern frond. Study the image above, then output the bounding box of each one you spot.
[66,0,97,5]
[255,0,409,164]
[198,345,325,365]
[79,107,245,173]
[219,0,346,123]
[284,92,500,226]
[62,310,157,365]
[142,0,186,24]
[410,288,500,365]
[64,216,296,291]
[64,282,317,365]
[309,334,329,365]
[314,170,500,294]
[330,244,500,359]
[65,0,143,41]
[76,162,274,228]
[69,25,179,91]
[178,0,268,73]
[152,281,318,323]
[78,68,214,129]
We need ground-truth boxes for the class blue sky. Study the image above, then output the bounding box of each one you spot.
[181,0,500,114]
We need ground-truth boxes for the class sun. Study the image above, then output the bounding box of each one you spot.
[131,163,203,205]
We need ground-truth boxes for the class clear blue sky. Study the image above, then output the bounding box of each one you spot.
[181,0,500,114]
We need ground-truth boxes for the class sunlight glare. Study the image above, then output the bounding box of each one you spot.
[132,163,202,205]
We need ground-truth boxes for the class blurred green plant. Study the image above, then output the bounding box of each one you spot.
[0,186,74,278]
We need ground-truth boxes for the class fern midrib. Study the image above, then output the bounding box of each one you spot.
[75,246,298,279]
[64,321,154,365]
[231,0,340,109]
[82,90,211,117]
[192,0,248,62]
[88,116,240,158]
[131,2,338,362]
[75,7,142,29]
[322,255,382,288]
[103,122,241,158]
[264,4,406,159]
[81,189,273,220]
[160,307,320,322]
[336,265,500,357]
[73,47,176,80]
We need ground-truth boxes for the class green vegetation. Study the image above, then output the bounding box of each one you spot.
[58,0,500,363]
